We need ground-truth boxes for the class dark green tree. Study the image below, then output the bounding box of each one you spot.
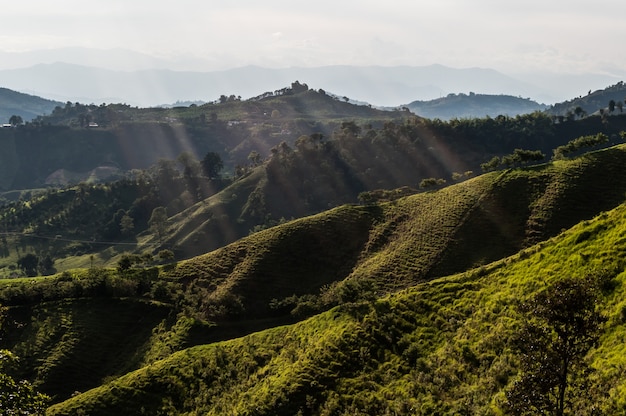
[1,308,49,414]
[120,212,135,236]
[505,275,606,415]
[17,253,39,277]
[8,115,23,126]
[149,206,168,245]
[201,151,224,179]
[247,150,262,167]
[609,100,616,113]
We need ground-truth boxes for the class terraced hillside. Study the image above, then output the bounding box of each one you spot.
[47,180,626,415]
[3,144,626,409]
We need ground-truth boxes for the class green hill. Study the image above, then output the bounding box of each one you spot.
[4,144,626,411]
[44,176,626,415]
[406,92,546,120]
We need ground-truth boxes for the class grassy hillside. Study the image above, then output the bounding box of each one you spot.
[46,193,626,415]
[4,144,626,409]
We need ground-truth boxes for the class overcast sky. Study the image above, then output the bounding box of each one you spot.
[2,0,626,76]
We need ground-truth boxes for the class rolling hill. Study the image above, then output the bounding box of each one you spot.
[1,157,625,414]
[0,63,548,107]
[405,92,546,120]
[3,144,626,412]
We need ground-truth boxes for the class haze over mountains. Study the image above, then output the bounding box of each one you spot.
[0,48,623,107]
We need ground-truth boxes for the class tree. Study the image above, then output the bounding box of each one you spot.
[247,150,262,167]
[17,253,39,277]
[157,249,175,264]
[177,152,201,178]
[120,213,134,236]
[609,99,616,113]
[149,206,168,244]
[573,106,586,119]
[38,254,55,275]
[1,308,49,414]
[505,275,606,415]
[117,254,134,273]
[419,177,446,189]
[8,115,23,126]
[201,151,224,179]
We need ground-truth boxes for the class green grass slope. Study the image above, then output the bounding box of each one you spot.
[3,297,173,402]
[5,145,626,408]
[47,197,626,415]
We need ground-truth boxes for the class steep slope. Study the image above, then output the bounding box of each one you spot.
[47,192,626,415]
[162,144,626,313]
[5,144,626,406]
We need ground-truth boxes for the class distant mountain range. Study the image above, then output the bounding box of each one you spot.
[0,59,622,108]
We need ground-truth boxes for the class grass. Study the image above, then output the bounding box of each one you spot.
[46,199,626,414]
[7,144,626,413]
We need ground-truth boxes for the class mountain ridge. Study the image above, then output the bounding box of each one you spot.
[0,62,592,107]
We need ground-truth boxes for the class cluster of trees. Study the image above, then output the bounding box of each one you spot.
[1,307,49,414]
[7,115,23,126]
[16,253,55,277]
[552,133,610,160]
[481,148,546,172]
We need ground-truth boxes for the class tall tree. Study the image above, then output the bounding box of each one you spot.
[505,275,606,415]
[8,115,23,126]
[149,207,168,245]
[201,151,224,179]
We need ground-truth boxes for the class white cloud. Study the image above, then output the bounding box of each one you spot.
[0,1,625,75]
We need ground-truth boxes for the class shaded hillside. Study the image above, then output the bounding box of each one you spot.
[151,114,626,259]
[3,113,626,277]
[405,92,546,120]
[5,145,626,405]
[45,186,626,415]
[0,85,408,191]
[0,87,61,123]
[161,144,626,319]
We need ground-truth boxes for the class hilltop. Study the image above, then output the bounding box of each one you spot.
[4,143,626,410]
[0,63,554,107]
[0,83,409,191]
[405,92,546,120]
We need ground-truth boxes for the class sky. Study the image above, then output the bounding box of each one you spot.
[2,0,626,76]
